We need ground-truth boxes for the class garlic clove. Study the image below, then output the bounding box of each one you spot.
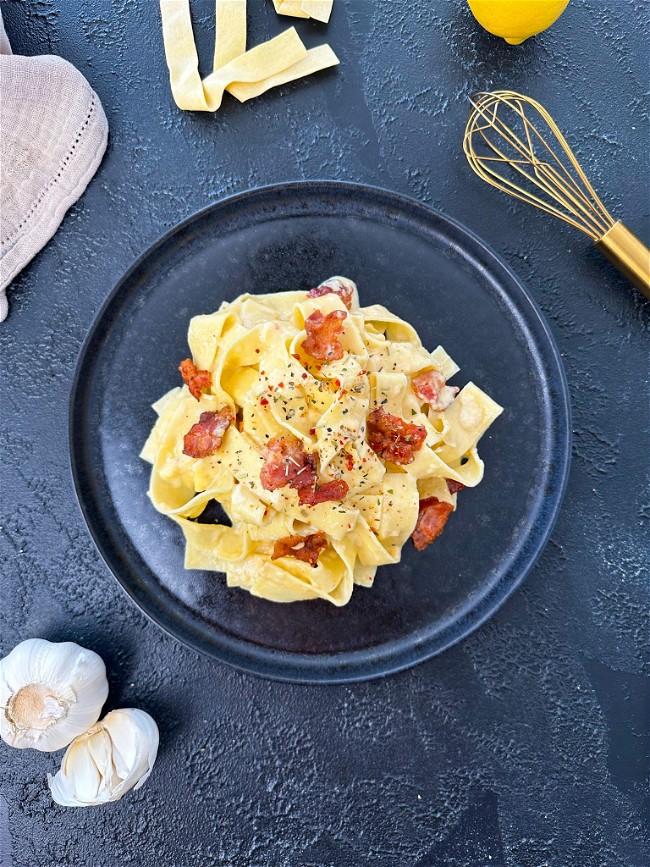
[48,708,159,807]
[1,638,109,752]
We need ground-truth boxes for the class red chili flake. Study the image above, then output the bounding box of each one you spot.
[367,407,427,464]
[277,382,285,389]
[260,398,269,406]
[302,310,346,361]
[178,358,211,401]
[292,354,301,361]
[333,378,341,388]
[182,408,234,459]
[271,531,328,566]
[411,497,453,551]
[255,348,260,354]
[345,454,355,471]
[299,479,349,506]
[446,479,465,495]
[301,373,308,380]
[309,428,316,435]
[412,369,459,411]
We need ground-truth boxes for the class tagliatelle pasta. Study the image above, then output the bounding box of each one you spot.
[141,278,503,606]
[299,1,334,23]
[274,0,334,23]
[159,0,338,112]
[227,45,339,104]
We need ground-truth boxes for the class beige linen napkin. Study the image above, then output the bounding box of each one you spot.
[0,10,108,321]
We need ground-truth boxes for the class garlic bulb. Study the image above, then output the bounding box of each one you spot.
[48,708,159,807]
[1,638,108,752]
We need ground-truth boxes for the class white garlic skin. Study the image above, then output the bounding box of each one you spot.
[1,638,109,752]
[48,708,159,807]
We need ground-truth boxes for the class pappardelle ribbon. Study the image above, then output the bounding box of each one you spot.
[160,0,338,112]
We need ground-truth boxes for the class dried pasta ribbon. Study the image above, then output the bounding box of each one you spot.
[214,0,247,68]
[203,28,307,111]
[228,45,339,103]
[299,1,333,23]
[160,0,206,111]
[272,0,309,19]
[274,0,333,22]
[160,0,338,113]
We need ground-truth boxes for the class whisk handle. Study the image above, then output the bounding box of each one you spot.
[596,221,650,299]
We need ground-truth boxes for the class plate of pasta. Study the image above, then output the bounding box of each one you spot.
[70,182,570,682]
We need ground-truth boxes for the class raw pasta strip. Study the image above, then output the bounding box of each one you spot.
[227,45,339,103]
[273,0,333,23]
[160,0,206,110]
[300,1,333,23]
[214,0,247,68]
[272,0,309,19]
[203,28,308,111]
[160,2,307,111]
[160,1,337,112]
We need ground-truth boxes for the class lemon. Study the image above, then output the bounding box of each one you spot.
[467,0,570,45]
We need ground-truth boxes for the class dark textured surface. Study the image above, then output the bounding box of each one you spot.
[0,0,648,864]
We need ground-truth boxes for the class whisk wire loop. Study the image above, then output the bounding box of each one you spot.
[464,90,650,297]
[464,90,616,241]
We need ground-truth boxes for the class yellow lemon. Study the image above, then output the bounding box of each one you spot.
[467,0,570,45]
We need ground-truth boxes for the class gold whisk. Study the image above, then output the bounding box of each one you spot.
[464,90,650,299]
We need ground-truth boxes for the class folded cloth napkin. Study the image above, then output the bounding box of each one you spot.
[0,10,108,321]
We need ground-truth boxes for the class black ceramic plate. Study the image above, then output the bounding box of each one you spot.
[70,182,570,683]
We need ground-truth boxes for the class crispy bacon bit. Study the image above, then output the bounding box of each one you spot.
[411,497,454,551]
[179,358,212,401]
[183,408,233,458]
[367,407,427,465]
[412,369,459,412]
[446,479,465,495]
[259,437,349,506]
[307,279,354,310]
[260,437,316,492]
[272,531,328,566]
[302,310,347,361]
[299,479,349,506]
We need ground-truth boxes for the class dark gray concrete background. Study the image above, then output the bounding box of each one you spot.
[1,1,648,865]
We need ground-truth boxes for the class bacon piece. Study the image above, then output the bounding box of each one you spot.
[299,479,349,506]
[302,310,347,361]
[446,479,464,495]
[307,279,354,310]
[260,437,317,492]
[412,369,459,412]
[367,407,427,465]
[411,497,454,551]
[271,531,328,566]
[182,408,233,458]
[179,358,212,401]
[259,437,349,507]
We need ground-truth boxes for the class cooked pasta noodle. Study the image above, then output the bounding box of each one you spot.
[141,277,503,606]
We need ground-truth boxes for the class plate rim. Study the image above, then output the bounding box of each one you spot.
[69,180,572,683]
